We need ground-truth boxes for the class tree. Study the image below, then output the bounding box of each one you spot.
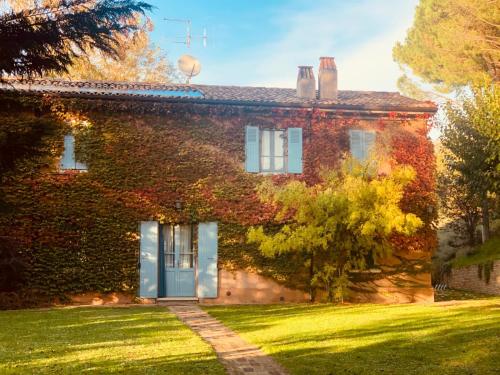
[247,162,423,302]
[0,0,153,79]
[440,83,499,242]
[62,20,178,83]
[393,0,499,91]
[436,142,482,246]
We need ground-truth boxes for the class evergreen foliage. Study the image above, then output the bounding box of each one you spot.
[393,0,499,91]
[0,0,153,79]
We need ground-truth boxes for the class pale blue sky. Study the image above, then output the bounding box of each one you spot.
[148,0,418,91]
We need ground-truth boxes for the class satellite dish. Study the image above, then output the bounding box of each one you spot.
[178,54,201,83]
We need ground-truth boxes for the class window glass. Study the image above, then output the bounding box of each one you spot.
[261,156,271,171]
[178,225,193,269]
[274,156,284,171]
[164,226,175,268]
[274,130,285,157]
[261,130,271,156]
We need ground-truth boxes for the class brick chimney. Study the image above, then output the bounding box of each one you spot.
[296,66,316,99]
[318,57,338,100]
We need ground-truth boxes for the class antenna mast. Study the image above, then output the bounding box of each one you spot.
[163,18,208,48]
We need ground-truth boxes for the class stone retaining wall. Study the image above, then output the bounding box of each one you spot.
[447,261,500,295]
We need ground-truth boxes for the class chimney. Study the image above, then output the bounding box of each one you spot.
[318,57,338,100]
[296,66,316,99]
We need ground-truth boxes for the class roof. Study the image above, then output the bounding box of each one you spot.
[0,78,437,113]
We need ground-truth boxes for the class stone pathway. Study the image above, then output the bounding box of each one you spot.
[168,305,288,375]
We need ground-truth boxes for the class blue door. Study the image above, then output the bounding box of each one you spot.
[164,225,196,297]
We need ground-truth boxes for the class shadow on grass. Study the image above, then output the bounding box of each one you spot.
[206,301,500,375]
[0,306,224,375]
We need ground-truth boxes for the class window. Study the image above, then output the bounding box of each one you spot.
[349,129,376,162]
[60,134,87,171]
[245,126,302,174]
[163,224,195,269]
[261,129,285,173]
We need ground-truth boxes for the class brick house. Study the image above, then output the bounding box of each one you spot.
[0,57,437,305]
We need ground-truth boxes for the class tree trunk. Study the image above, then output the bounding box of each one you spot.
[309,250,315,302]
[481,195,490,243]
[337,264,344,304]
[465,213,476,246]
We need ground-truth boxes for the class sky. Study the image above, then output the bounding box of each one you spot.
[148,0,419,92]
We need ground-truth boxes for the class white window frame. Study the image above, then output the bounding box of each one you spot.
[260,128,287,174]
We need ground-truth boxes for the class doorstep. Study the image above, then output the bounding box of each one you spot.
[157,297,199,306]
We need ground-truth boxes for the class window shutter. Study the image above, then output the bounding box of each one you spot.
[60,135,76,169]
[197,222,218,298]
[363,131,376,160]
[349,129,364,161]
[245,126,260,172]
[287,127,303,173]
[139,221,159,298]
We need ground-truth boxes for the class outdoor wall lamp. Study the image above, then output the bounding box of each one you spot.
[175,199,183,211]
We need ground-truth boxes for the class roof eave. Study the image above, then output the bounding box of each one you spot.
[0,88,438,114]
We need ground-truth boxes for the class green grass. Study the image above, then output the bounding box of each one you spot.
[0,306,224,375]
[205,299,500,375]
[452,236,500,268]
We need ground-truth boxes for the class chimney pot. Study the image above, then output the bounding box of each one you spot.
[318,57,338,100]
[296,66,316,99]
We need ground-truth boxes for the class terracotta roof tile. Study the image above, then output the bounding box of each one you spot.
[0,78,437,112]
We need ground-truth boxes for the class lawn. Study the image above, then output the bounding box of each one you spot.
[0,306,224,375]
[205,299,500,375]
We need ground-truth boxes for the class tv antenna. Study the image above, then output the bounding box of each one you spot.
[163,18,207,48]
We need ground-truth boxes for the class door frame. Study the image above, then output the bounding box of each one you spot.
[158,223,198,298]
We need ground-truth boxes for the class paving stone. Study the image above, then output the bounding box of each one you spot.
[169,305,288,375]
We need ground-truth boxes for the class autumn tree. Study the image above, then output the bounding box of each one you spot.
[0,0,153,79]
[440,83,500,242]
[248,162,423,302]
[393,0,499,92]
[61,19,178,83]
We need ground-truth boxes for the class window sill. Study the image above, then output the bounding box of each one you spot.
[348,268,382,274]
[58,169,88,174]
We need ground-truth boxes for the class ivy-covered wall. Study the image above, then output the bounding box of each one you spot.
[0,94,437,305]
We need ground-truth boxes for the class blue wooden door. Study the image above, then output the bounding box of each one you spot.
[165,225,196,297]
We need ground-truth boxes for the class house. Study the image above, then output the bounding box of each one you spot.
[0,57,437,305]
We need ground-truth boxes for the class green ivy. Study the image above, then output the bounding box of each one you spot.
[0,94,437,302]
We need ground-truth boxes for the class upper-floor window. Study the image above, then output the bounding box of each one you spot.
[349,129,376,162]
[245,126,302,174]
[60,134,87,172]
[261,129,285,173]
